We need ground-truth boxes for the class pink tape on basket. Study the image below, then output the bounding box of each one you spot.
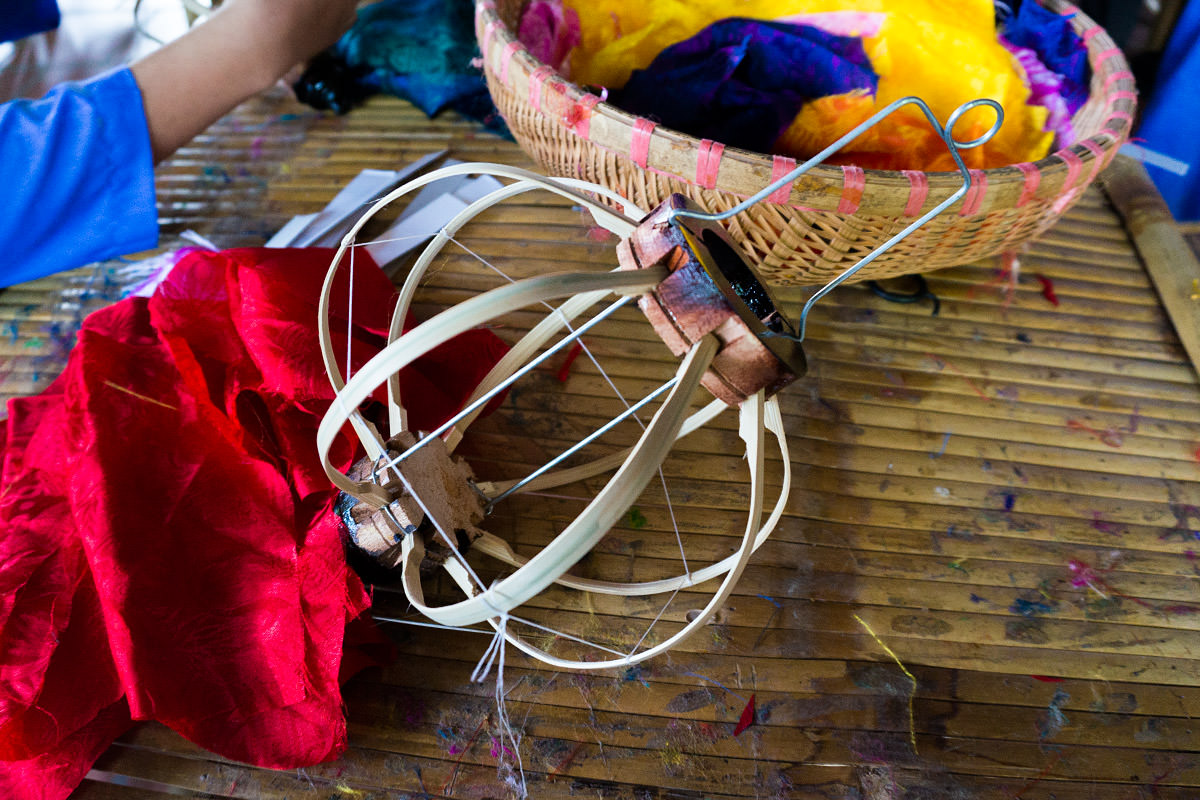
[1016,161,1041,207]
[696,140,725,190]
[959,169,987,216]
[1104,69,1134,88]
[528,65,554,111]
[1058,147,1085,190]
[1081,25,1103,42]
[1110,90,1137,103]
[902,170,929,216]
[499,41,522,85]
[1095,47,1124,65]
[1107,109,1134,126]
[1080,138,1109,175]
[630,119,656,169]
[567,94,602,139]
[837,165,864,214]
[482,19,498,60]
[768,156,796,204]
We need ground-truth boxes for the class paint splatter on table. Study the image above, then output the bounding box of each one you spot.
[10,87,1199,799]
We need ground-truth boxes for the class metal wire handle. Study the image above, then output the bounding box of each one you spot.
[667,95,1005,341]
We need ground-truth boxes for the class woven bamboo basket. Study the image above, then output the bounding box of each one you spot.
[475,0,1138,286]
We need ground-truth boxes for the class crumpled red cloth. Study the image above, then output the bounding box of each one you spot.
[0,247,508,799]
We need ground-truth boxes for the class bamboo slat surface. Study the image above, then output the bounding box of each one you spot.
[10,88,1198,799]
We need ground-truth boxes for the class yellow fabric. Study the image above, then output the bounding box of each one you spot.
[562,0,1053,170]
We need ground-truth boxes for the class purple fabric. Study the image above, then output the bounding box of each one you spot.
[1003,43,1076,145]
[1002,0,1090,115]
[610,18,876,154]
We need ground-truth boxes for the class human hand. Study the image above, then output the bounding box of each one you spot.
[215,0,360,89]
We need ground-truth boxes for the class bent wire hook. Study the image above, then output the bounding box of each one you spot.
[667,96,1005,342]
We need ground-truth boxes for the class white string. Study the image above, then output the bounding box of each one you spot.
[471,612,528,798]
[627,586,681,656]
[372,615,495,635]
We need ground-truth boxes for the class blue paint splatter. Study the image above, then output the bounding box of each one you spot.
[930,432,951,459]
[1011,598,1057,617]
[1038,688,1070,741]
[1003,493,1016,512]
[969,593,987,604]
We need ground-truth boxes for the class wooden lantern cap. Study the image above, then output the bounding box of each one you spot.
[338,431,487,570]
[618,194,807,406]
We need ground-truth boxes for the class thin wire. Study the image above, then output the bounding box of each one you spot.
[438,224,693,663]
[486,376,679,508]
[373,615,496,635]
[371,294,635,477]
[442,233,693,650]
[627,586,682,657]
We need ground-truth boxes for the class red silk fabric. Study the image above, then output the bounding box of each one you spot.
[0,248,507,798]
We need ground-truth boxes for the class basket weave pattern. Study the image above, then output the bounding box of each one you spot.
[477,0,1137,285]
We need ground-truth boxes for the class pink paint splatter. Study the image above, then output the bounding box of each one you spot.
[1066,418,1123,447]
[1035,274,1060,306]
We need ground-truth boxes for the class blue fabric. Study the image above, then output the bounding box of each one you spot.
[0,67,158,287]
[1138,0,1200,221]
[610,18,877,154]
[1,0,60,44]
[1002,0,1090,114]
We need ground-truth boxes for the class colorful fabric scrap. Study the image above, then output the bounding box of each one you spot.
[562,0,1059,170]
[611,18,877,155]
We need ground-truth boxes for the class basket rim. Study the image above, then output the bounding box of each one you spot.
[476,0,1138,217]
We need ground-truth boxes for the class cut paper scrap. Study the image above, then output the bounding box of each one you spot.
[366,160,505,271]
[265,154,504,273]
[266,150,447,249]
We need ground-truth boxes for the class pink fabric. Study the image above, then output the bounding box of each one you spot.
[0,247,508,800]
[517,0,581,74]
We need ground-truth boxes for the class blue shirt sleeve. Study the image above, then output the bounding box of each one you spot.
[0,67,159,287]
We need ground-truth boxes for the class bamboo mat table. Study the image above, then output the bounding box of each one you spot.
[12,87,1200,799]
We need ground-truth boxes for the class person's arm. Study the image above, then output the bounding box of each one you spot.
[131,0,358,163]
[0,0,358,285]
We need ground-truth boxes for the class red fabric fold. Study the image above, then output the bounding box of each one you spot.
[0,248,508,798]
